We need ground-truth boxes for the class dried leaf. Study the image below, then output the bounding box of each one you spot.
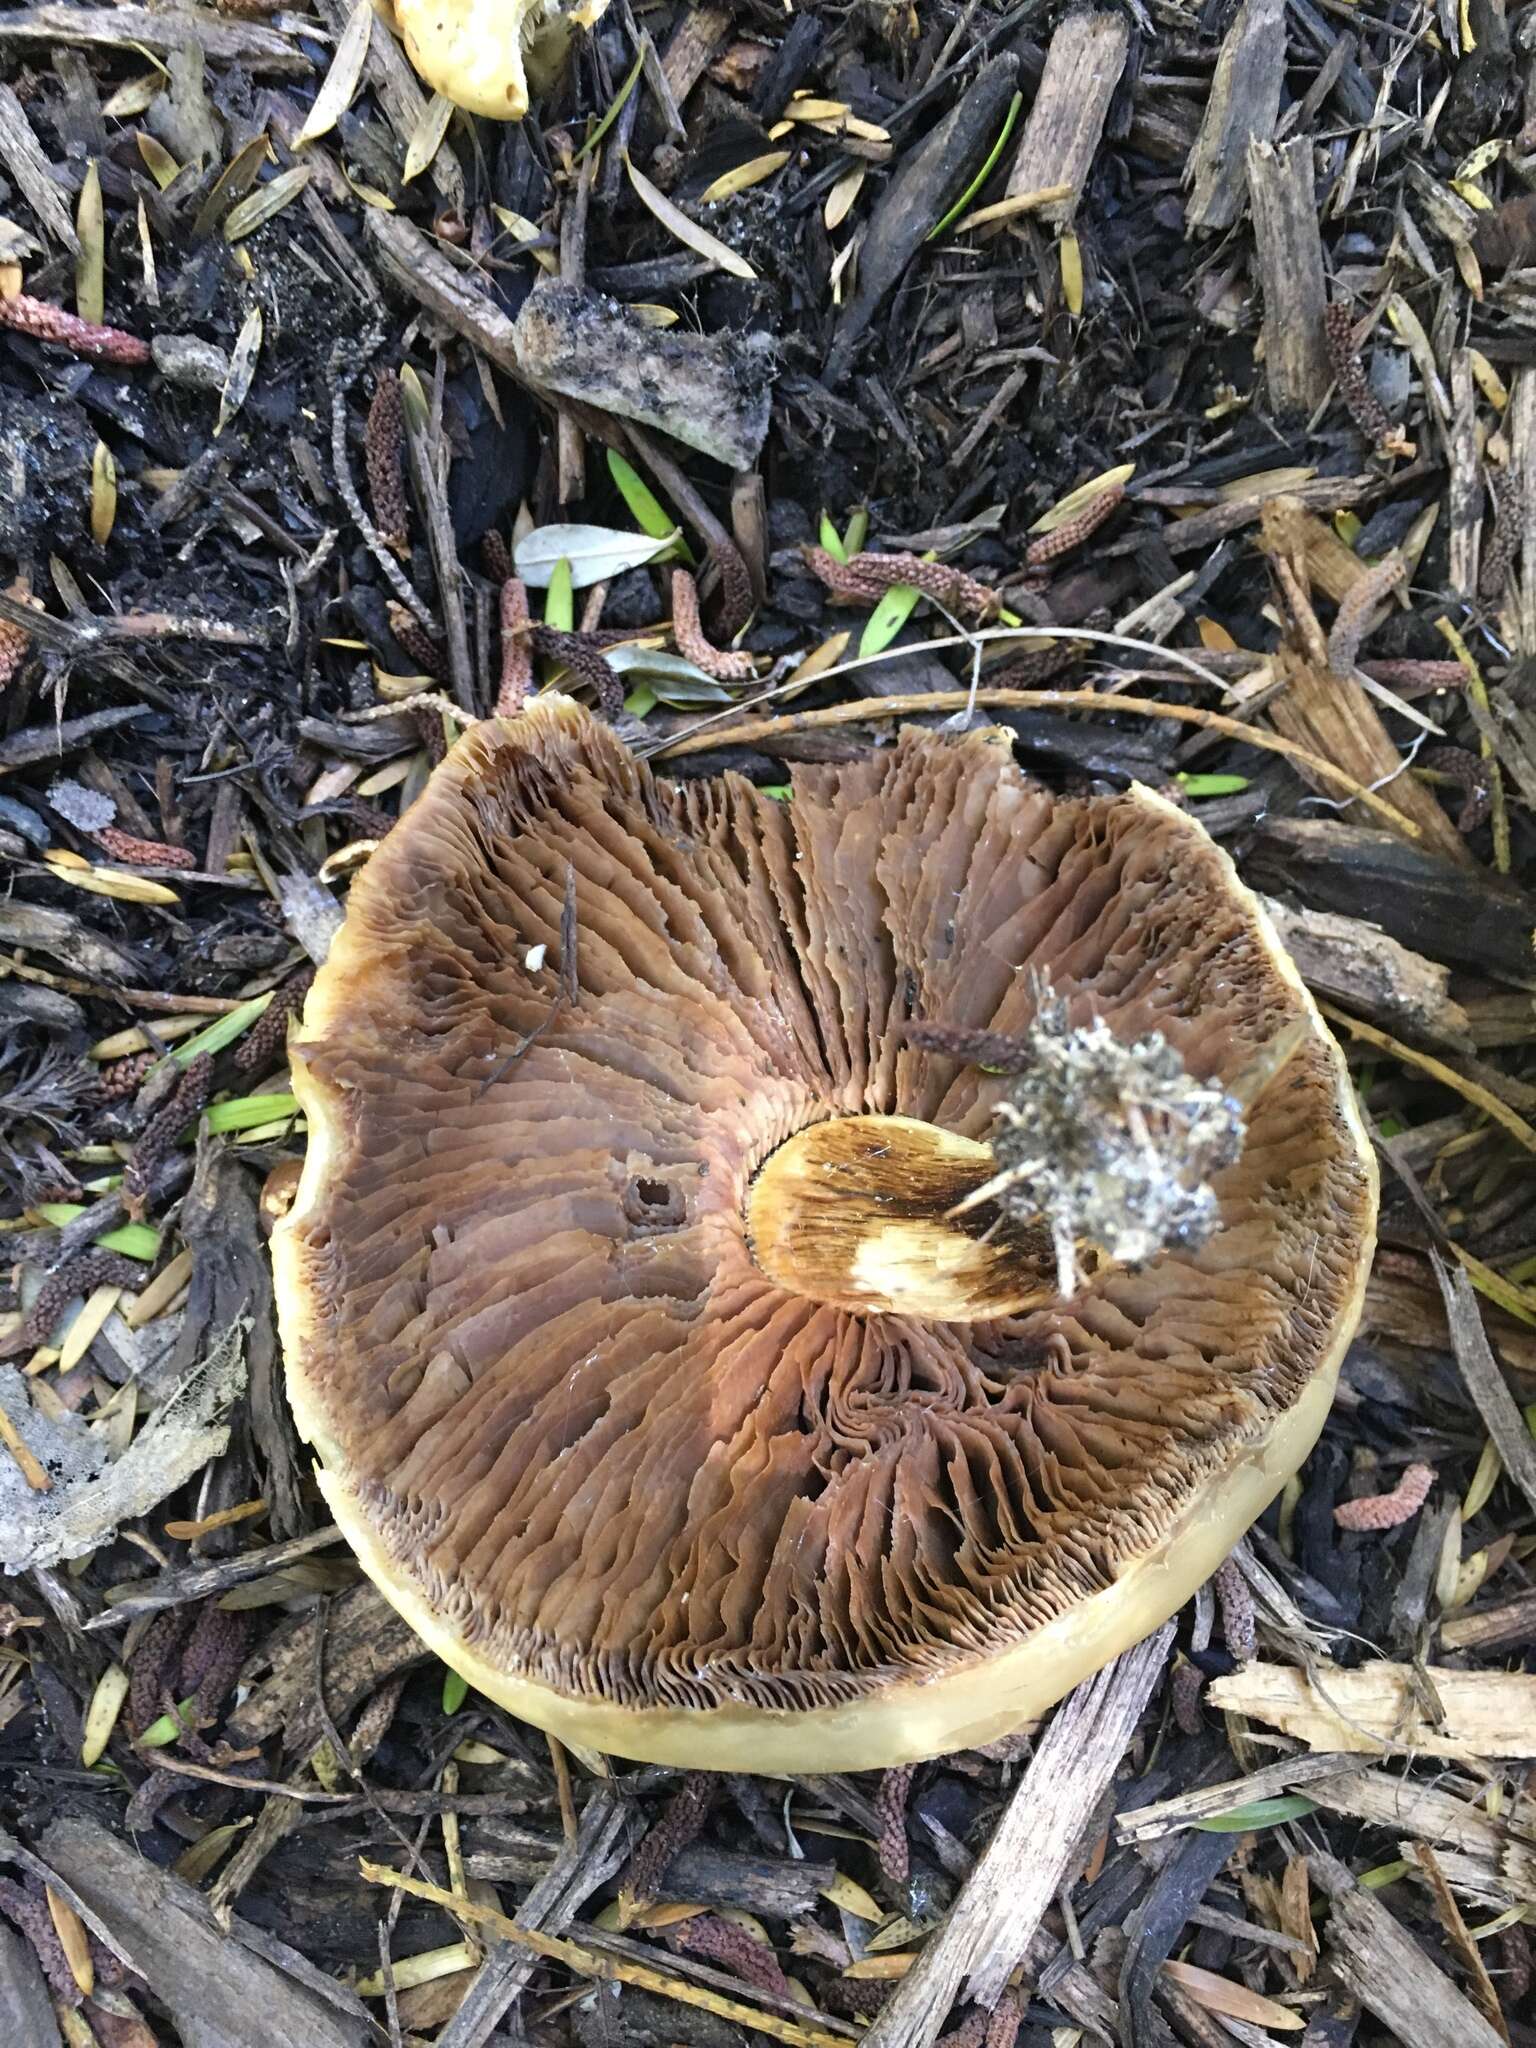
[700,152,791,203]
[90,439,116,547]
[403,91,455,185]
[825,165,865,231]
[82,1663,130,1768]
[75,159,103,323]
[223,165,312,243]
[1162,1959,1304,2030]
[624,150,757,280]
[294,0,373,147]
[217,304,263,436]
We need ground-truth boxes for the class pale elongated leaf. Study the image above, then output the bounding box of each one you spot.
[294,0,372,147]
[623,150,756,280]
[513,522,677,590]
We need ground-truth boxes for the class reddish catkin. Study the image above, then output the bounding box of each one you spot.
[1170,1658,1207,1736]
[985,1992,1024,2048]
[1326,553,1407,676]
[496,578,533,716]
[1024,484,1126,568]
[669,1915,791,1999]
[622,1771,714,1906]
[531,627,625,718]
[671,569,755,681]
[386,600,447,680]
[94,827,197,870]
[1323,302,1402,450]
[1212,1557,1256,1664]
[0,292,151,363]
[807,547,1000,620]
[24,1249,145,1345]
[1334,1461,1436,1531]
[0,615,30,687]
[875,1762,915,1886]
[366,372,410,555]
[938,2007,990,2048]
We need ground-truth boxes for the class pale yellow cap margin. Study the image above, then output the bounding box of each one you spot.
[272,729,1378,1774]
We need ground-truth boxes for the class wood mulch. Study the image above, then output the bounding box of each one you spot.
[1,4,1534,2045]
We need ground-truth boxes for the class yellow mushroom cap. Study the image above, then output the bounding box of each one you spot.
[394,0,612,121]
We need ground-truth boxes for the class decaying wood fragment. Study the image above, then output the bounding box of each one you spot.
[1185,0,1286,231]
[827,55,1019,380]
[1259,899,1471,1048]
[0,4,309,72]
[1246,139,1331,416]
[40,1817,369,2048]
[1311,1852,1507,2048]
[1433,1256,1536,1519]
[1207,1660,1536,1757]
[512,283,774,470]
[861,1626,1172,2047]
[1004,14,1129,227]
[1264,643,1472,867]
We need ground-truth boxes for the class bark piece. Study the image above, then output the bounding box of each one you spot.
[39,1818,368,2048]
[827,55,1019,380]
[1185,0,1286,230]
[1207,1661,1536,1757]
[1434,1256,1536,1520]
[0,81,79,251]
[1005,14,1129,225]
[1259,898,1472,1049]
[230,1580,426,1753]
[1311,1852,1507,2048]
[1247,138,1331,415]
[0,1921,62,2048]
[1267,648,1473,866]
[0,4,308,71]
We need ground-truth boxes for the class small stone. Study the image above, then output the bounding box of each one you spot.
[151,334,230,391]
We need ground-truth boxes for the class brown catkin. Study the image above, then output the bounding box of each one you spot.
[128,1607,194,1736]
[531,627,625,718]
[387,602,447,680]
[875,1762,915,1886]
[807,548,999,620]
[1024,484,1126,567]
[622,1771,714,1905]
[94,828,197,870]
[1324,303,1399,448]
[1335,1461,1436,1531]
[0,293,151,364]
[496,578,533,717]
[671,570,756,681]
[0,1879,84,2005]
[1170,1657,1207,1736]
[709,538,756,640]
[236,971,313,1073]
[122,1053,213,1222]
[366,372,410,555]
[1212,1557,1256,1664]
[25,1249,145,1345]
[96,1050,158,1101]
[482,531,514,584]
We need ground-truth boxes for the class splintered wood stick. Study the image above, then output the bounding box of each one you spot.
[862,1626,1174,2047]
[1004,11,1129,227]
[1185,0,1285,230]
[1247,137,1332,416]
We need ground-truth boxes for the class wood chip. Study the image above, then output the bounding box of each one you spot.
[1185,0,1286,230]
[1004,12,1129,227]
[1247,138,1331,416]
[1207,1660,1536,1757]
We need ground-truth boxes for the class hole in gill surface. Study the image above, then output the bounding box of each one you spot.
[623,1175,687,1231]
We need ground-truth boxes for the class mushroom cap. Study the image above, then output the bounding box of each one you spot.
[274,698,1376,1771]
[393,0,611,121]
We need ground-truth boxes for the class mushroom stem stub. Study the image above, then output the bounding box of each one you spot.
[746,1114,1093,1318]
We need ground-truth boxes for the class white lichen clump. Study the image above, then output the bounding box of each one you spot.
[967,988,1247,1298]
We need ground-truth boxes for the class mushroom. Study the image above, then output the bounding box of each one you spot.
[392,0,612,121]
[273,698,1376,1771]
